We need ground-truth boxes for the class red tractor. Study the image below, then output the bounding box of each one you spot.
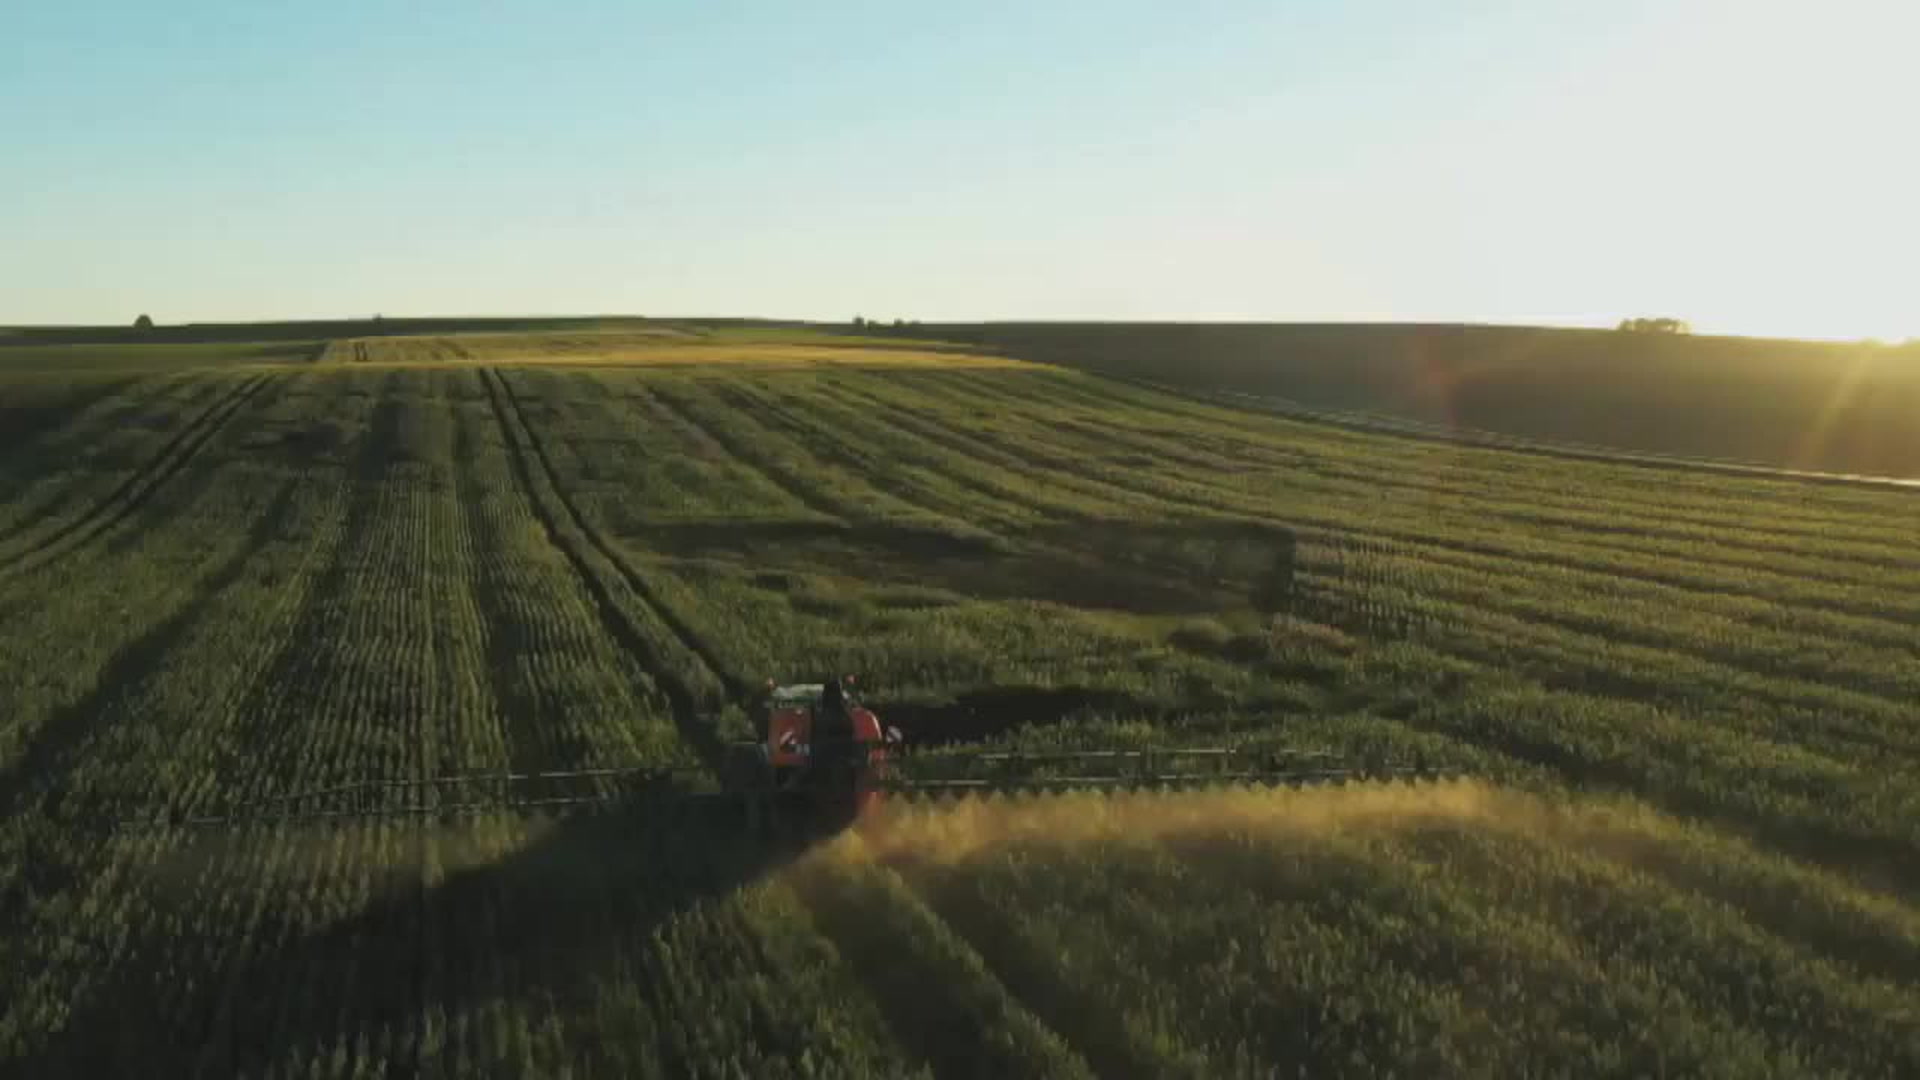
[722,678,902,828]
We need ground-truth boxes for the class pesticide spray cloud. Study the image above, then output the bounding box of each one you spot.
[797,781,1920,949]
[813,779,1534,873]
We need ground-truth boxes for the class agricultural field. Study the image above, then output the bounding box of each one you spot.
[917,322,1920,479]
[0,329,1917,1076]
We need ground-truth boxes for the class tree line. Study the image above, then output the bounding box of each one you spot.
[1617,317,1690,334]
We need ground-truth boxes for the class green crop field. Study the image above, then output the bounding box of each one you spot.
[1,330,1916,1077]
[908,322,1920,479]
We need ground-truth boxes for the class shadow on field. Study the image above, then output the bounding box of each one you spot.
[0,482,305,841]
[0,379,135,459]
[639,517,1300,618]
[23,797,822,1078]
[238,420,348,465]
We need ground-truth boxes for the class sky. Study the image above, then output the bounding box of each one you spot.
[3,0,1915,339]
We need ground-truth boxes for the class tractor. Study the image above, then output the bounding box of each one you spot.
[117,676,1456,831]
[721,678,901,831]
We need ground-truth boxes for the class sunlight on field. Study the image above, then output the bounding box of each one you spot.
[824,781,1920,929]
[333,331,1028,370]
[811,781,1534,877]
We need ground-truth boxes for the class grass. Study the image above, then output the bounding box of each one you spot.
[0,333,1915,1076]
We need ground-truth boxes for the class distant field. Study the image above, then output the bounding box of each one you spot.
[0,340,322,374]
[0,375,141,461]
[331,330,1013,369]
[0,321,978,374]
[0,314,670,348]
[1,331,1916,1075]
[912,322,1920,478]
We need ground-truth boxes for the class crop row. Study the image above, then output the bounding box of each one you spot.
[529,364,1913,701]
[854,785,1920,1077]
[0,367,719,1068]
[4,353,1918,1075]
[482,363,1920,886]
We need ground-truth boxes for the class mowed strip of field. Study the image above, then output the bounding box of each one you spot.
[0,340,1915,1076]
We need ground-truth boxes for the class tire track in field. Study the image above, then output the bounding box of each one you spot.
[723,375,1262,589]
[832,372,1920,662]
[914,369,1920,598]
[0,374,178,546]
[0,476,305,827]
[801,375,1174,522]
[709,377,1032,526]
[712,377,1283,618]
[478,366,730,767]
[1328,525,1918,744]
[482,368,1097,1071]
[685,376,980,527]
[627,380,849,522]
[1330,552,1920,720]
[1142,376,1920,496]
[1030,368,1920,558]
[0,373,273,582]
[202,372,410,805]
[0,373,268,570]
[885,861,1195,1079]
[1387,691,1920,901]
[158,469,358,821]
[0,377,222,560]
[618,380,1136,1071]
[449,393,562,776]
[782,851,1099,1080]
[456,378,686,772]
[1295,529,1920,713]
[932,369,1920,584]
[1372,594,1920,768]
[0,373,142,461]
[559,372,849,522]
[691,368,1920,1053]
[491,369,740,696]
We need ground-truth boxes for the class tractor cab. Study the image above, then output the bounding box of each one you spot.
[724,679,897,828]
[763,681,886,769]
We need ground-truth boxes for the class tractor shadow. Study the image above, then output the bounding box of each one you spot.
[22,796,824,1078]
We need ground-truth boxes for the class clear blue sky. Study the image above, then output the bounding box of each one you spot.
[4,1,1913,338]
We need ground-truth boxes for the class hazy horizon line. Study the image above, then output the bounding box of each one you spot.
[4,312,1912,347]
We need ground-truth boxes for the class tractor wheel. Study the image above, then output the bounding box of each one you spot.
[721,743,771,793]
